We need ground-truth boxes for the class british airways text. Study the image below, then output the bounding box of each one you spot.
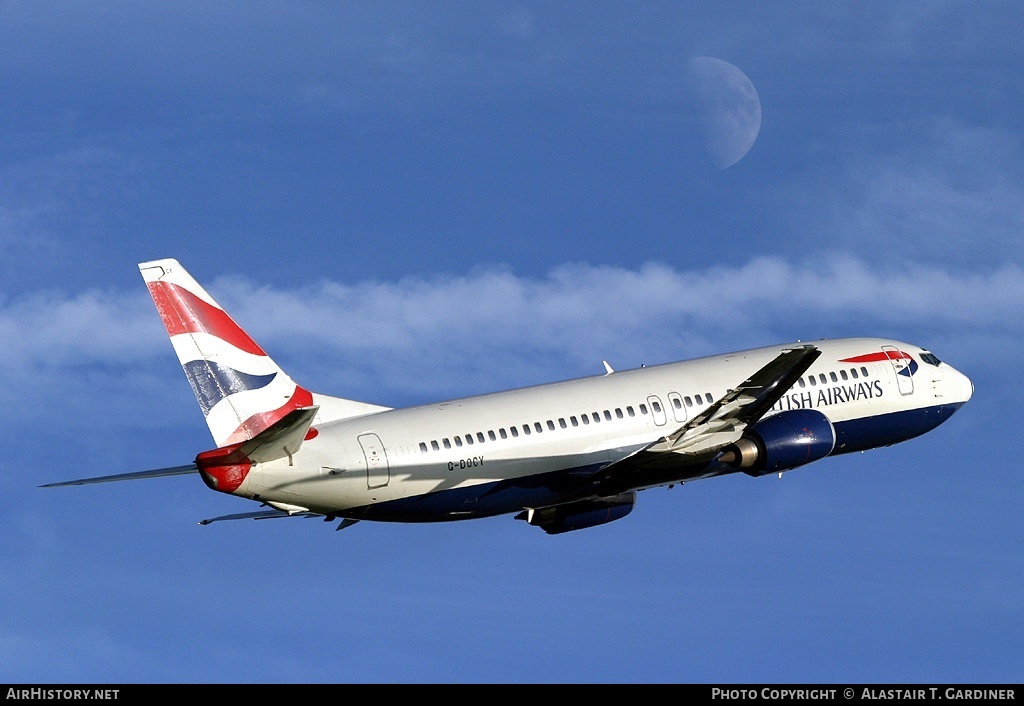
[771,380,884,413]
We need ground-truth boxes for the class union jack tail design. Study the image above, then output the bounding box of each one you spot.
[139,258,313,448]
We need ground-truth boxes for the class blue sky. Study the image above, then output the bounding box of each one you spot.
[1,1,1021,684]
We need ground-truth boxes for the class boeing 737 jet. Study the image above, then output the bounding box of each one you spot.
[43,259,974,534]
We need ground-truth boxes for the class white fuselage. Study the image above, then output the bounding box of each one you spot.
[233,337,972,522]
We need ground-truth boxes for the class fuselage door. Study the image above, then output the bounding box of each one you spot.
[882,345,914,396]
[667,392,688,424]
[647,395,668,426]
[357,433,390,489]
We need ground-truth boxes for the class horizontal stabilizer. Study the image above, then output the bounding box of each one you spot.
[237,405,320,464]
[199,509,321,524]
[198,509,360,532]
[40,464,199,488]
[41,405,318,488]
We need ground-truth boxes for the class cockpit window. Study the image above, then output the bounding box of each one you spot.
[919,351,942,366]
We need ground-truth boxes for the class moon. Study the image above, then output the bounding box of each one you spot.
[686,57,762,169]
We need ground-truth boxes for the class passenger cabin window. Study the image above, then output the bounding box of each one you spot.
[522,424,531,435]
[510,427,519,437]
[615,408,623,419]
[465,434,473,445]
[488,430,496,441]
[499,429,507,439]
[798,378,806,388]
[581,415,590,425]
[535,422,544,433]
[571,416,578,427]
[604,410,613,421]
[830,372,838,382]
[547,420,555,430]
[455,436,463,447]
[419,442,428,453]
[443,438,451,449]
[684,396,693,406]
[809,376,817,386]
[652,401,662,413]
[851,368,859,379]
[861,366,868,377]
[840,370,848,381]
[627,406,635,417]
[640,404,648,414]
[819,374,827,384]
[672,398,682,409]
[431,440,440,451]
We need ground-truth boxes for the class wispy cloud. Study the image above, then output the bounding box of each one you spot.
[822,120,1024,265]
[0,146,140,281]
[0,255,1018,416]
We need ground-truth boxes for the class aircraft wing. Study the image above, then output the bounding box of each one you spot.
[599,344,821,480]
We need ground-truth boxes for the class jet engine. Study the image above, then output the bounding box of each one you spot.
[719,409,836,477]
[516,492,636,534]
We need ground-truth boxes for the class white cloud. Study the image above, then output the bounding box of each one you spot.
[0,255,1017,415]
[0,288,155,369]
[222,255,1024,346]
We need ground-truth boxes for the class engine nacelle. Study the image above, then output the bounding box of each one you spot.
[516,492,636,534]
[720,409,836,477]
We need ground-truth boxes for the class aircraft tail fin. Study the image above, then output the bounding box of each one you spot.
[139,258,318,448]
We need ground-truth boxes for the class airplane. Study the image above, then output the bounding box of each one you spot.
[42,258,974,534]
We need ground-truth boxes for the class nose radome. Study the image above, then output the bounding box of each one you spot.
[953,367,974,404]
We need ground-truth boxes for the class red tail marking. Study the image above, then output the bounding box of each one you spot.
[146,280,266,357]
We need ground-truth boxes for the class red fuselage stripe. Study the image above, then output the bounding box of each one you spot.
[840,350,910,364]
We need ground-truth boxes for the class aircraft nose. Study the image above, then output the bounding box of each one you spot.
[952,366,973,404]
